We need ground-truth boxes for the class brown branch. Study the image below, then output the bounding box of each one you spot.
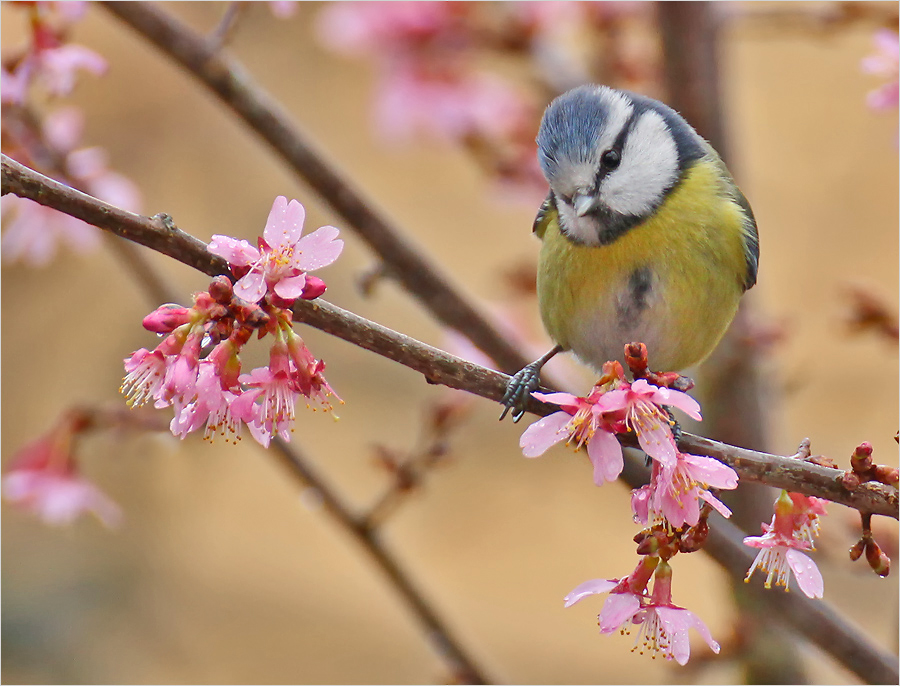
[99,0,538,378]
[4,153,896,522]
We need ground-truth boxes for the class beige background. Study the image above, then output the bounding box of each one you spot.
[2,2,898,684]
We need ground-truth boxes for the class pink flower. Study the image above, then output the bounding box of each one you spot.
[862,29,899,111]
[599,379,701,466]
[1,63,32,105]
[374,67,532,143]
[122,348,168,408]
[316,2,461,56]
[743,491,825,599]
[566,577,646,632]
[36,43,107,96]
[209,196,343,304]
[231,366,300,447]
[519,390,624,485]
[636,453,738,528]
[1,195,102,266]
[2,107,141,266]
[170,363,242,442]
[564,559,719,665]
[3,433,121,528]
[628,602,720,665]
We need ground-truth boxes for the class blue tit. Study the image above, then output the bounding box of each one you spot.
[501,84,759,421]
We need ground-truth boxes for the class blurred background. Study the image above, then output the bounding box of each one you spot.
[2,2,898,684]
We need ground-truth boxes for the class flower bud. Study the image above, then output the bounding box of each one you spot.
[865,539,891,577]
[850,441,874,472]
[300,275,327,300]
[208,276,234,304]
[849,538,866,561]
[142,304,192,333]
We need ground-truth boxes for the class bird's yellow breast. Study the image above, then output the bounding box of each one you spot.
[537,158,751,372]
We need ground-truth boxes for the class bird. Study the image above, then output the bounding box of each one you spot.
[501,84,759,421]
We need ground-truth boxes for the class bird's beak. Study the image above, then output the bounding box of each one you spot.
[573,191,599,217]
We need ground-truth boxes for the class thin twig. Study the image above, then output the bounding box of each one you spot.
[99,0,540,379]
[3,153,897,522]
[206,2,247,53]
[268,437,489,684]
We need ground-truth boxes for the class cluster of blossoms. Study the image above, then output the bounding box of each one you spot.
[519,355,740,664]
[121,196,344,448]
[743,490,826,599]
[315,2,656,201]
[2,1,141,265]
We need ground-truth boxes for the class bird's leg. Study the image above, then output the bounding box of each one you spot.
[499,345,564,422]
[664,406,682,444]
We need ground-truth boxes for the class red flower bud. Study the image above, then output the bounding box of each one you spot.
[300,275,327,300]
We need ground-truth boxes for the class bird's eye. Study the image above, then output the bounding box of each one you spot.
[601,149,621,170]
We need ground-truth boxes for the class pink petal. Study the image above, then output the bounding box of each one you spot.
[598,592,641,633]
[661,485,700,527]
[263,196,305,246]
[594,388,628,413]
[631,485,650,524]
[208,235,259,266]
[587,429,623,485]
[563,578,618,608]
[657,607,718,665]
[786,548,824,598]
[742,534,772,549]
[519,412,570,457]
[637,425,677,466]
[293,225,343,270]
[273,273,307,300]
[233,270,267,303]
[699,490,733,519]
[531,391,582,413]
[658,388,702,421]
[43,106,84,152]
[682,453,738,489]
[245,416,273,448]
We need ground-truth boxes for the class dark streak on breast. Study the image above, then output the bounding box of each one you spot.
[617,266,654,328]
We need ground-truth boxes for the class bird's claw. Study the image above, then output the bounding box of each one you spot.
[499,363,543,423]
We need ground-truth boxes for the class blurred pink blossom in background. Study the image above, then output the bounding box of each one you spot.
[2,107,141,266]
[3,428,122,528]
[862,28,899,111]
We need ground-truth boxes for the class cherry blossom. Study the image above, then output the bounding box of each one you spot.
[208,196,343,304]
[3,431,121,528]
[634,452,738,528]
[599,379,701,466]
[743,490,825,599]
[519,390,624,485]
